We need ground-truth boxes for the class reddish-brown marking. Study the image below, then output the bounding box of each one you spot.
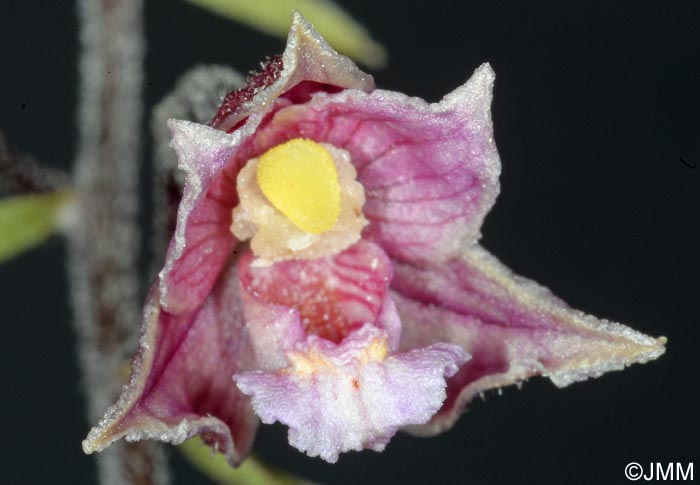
[210,56,284,130]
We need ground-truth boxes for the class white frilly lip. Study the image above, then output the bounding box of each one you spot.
[235,324,468,463]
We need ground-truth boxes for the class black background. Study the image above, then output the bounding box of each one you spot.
[1,1,698,484]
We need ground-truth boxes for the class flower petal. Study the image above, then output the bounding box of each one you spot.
[237,240,398,349]
[390,244,666,436]
[159,120,245,314]
[249,64,500,263]
[235,324,467,463]
[211,11,374,132]
[83,263,258,466]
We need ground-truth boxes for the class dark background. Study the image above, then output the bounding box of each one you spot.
[1,1,698,484]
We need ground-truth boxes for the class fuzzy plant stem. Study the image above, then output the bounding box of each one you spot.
[68,0,170,483]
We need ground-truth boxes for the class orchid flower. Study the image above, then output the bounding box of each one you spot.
[83,13,665,465]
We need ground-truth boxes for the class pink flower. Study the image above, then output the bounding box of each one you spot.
[83,14,665,464]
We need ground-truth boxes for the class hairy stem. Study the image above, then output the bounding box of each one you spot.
[69,0,169,483]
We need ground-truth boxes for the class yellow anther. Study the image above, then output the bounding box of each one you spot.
[257,138,341,234]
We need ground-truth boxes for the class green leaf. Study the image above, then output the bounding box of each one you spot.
[0,191,75,264]
[184,0,387,68]
[179,437,315,485]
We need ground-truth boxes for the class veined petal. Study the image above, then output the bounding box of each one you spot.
[160,121,244,314]
[235,324,467,463]
[237,240,398,348]
[391,244,666,436]
[83,263,258,466]
[249,64,500,263]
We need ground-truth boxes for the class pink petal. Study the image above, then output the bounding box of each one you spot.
[251,64,500,263]
[237,241,397,347]
[235,324,467,463]
[160,121,244,314]
[82,263,258,466]
[391,244,666,436]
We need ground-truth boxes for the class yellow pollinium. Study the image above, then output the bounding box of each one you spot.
[257,138,341,234]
